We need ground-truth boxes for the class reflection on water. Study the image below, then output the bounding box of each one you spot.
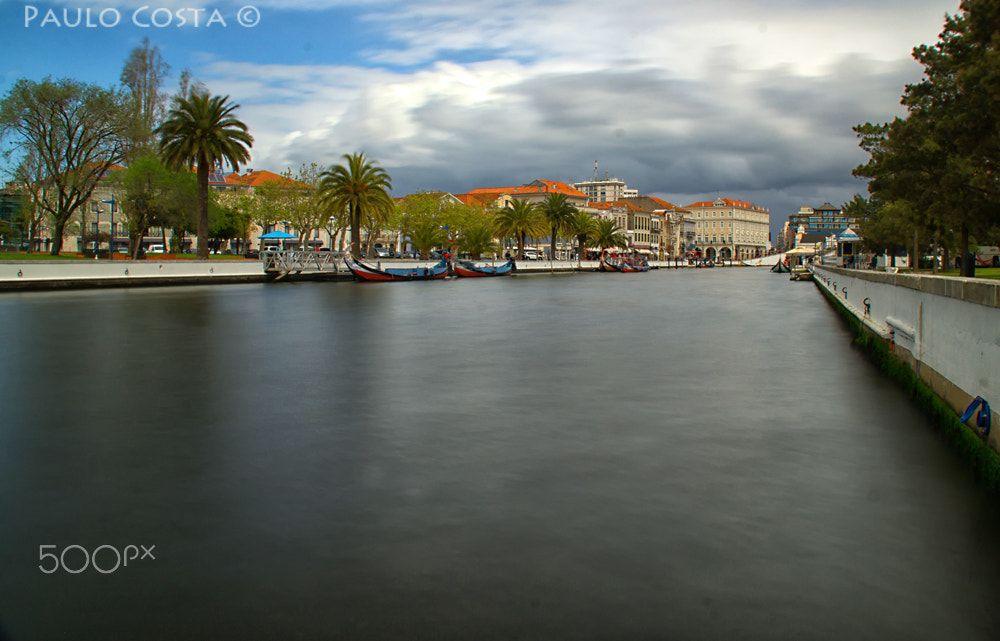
[1,271,999,640]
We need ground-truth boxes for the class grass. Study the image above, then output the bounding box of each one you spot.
[818,284,1000,493]
[925,267,1000,280]
[0,252,250,261]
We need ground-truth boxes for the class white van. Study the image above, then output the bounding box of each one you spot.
[976,246,999,267]
[147,244,165,254]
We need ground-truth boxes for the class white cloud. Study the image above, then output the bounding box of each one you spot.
[182,0,957,226]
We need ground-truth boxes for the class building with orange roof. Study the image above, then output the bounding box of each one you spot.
[466,179,589,209]
[684,197,770,261]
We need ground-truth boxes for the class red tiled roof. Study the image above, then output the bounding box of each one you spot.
[685,198,767,211]
[226,169,313,189]
[591,200,645,213]
[467,180,588,199]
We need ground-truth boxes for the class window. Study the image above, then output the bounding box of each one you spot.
[90,222,98,233]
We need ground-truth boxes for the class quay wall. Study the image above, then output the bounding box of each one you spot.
[0,259,268,290]
[812,265,1000,453]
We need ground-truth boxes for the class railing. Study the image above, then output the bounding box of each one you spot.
[262,249,339,274]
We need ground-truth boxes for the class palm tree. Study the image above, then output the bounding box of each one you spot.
[457,222,497,259]
[537,193,577,261]
[318,153,394,259]
[157,92,253,259]
[494,198,545,259]
[566,210,598,265]
[406,218,447,259]
[591,218,629,252]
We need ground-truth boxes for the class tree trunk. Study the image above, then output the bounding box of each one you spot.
[197,163,210,259]
[960,223,971,277]
[349,204,361,258]
[49,218,67,255]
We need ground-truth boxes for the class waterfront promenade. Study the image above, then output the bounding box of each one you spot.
[0,255,713,290]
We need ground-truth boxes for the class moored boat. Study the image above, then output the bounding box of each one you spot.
[771,260,791,273]
[344,256,449,281]
[453,259,515,278]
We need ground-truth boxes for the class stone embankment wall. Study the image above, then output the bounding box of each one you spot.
[0,260,267,290]
[813,265,1000,452]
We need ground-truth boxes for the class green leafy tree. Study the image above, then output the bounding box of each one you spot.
[591,217,629,251]
[537,192,577,260]
[0,77,124,254]
[156,91,253,259]
[494,198,544,259]
[318,153,393,258]
[853,1,1000,276]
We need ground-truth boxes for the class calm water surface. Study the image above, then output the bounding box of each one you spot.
[1,270,999,640]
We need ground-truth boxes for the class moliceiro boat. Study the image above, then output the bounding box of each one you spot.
[344,256,449,281]
[453,259,515,278]
[600,251,650,272]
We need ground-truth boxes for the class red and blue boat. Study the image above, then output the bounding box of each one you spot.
[453,259,515,278]
[344,256,449,281]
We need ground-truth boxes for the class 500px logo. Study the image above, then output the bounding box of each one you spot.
[24,5,261,28]
[39,544,156,574]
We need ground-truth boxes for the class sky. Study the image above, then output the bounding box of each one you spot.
[0,0,964,235]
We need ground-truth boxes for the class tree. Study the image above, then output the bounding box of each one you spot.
[0,78,124,254]
[566,210,597,265]
[157,91,253,259]
[318,153,394,259]
[591,218,628,251]
[853,1,1000,276]
[456,222,497,259]
[537,192,576,260]
[120,37,170,160]
[407,218,448,259]
[494,198,544,259]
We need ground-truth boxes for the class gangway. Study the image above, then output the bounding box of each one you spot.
[263,250,339,280]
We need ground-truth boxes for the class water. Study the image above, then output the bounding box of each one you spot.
[1,270,999,640]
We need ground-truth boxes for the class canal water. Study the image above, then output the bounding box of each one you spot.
[1,270,999,640]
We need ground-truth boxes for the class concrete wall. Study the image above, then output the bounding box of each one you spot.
[813,265,1000,451]
[0,259,266,290]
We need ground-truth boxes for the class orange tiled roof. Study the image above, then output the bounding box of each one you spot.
[226,169,313,189]
[685,198,767,211]
[467,180,588,199]
[591,200,645,213]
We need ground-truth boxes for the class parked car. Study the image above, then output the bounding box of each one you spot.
[522,248,539,260]
[374,247,391,258]
[147,244,165,254]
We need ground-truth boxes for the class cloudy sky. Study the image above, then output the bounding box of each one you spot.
[1,0,962,233]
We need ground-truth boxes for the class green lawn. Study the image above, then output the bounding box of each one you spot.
[926,267,1000,280]
[0,252,250,261]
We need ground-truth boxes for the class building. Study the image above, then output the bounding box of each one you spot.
[626,196,692,259]
[684,197,770,261]
[573,172,638,203]
[463,180,589,209]
[787,202,856,236]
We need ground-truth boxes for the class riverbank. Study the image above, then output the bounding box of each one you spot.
[0,256,727,290]
[812,264,1000,490]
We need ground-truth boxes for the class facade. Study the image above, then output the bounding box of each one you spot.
[685,197,770,260]
[573,173,638,203]
[626,196,692,259]
[787,202,855,236]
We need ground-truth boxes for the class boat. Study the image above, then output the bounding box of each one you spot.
[600,251,649,273]
[453,258,515,278]
[343,255,449,281]
[789,266,813,281]
[771,260,791,273]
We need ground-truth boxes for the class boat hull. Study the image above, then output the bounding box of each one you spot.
[453,259,514,277]
[344,256,449,281]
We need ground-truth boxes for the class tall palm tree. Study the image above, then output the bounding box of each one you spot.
[494,198,545,259]
[566,210,598,265]
[537,193,577,261]
[157,92,253,259]
[591,218,629,251]
[318,153,394,259]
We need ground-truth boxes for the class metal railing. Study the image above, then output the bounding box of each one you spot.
[262,249,339,274]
